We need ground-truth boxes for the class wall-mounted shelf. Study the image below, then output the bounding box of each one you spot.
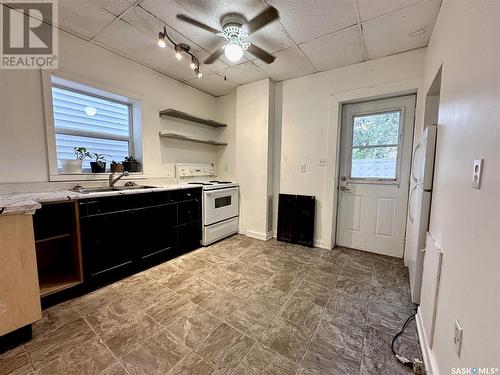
[159,109,227,128]
[159,131,227,146]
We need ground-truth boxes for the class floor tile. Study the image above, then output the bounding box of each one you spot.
[200,266,239,287]
[293,280,331,307]
[100,313,160,358]
[32,301,81,337]
[176,278,219,304]
[0,345,33,375]
[327,291,369,322]
[25,317,96,369]
[145,293,196,325]
[143,263,179,281]
[301,334,361,375]
[84,298,141,336]
[166,306,222,349]
[197,290,243,319]
[161,269,198,290]
[117,279,175,310]
[366,300,413,335]
[303,268,339,289]
[360,355,413,375]
[234,342,298,374]
[280,295,324,330]
[224,274,263,299]
[34,336,125,375]
[194,323,255,375]
[71,286,123,316]
[260,317,315,363]
[225,301,276,340]
[168,351,213,375]
[121,329,190,374]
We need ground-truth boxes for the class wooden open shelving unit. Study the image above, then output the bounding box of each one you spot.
[159,108,227,128]
[33,201,83,297]
[159,131,228,146]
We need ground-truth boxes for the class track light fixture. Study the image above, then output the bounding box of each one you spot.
[157,26,203,79]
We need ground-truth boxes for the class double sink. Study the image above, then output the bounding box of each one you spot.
[73,185,156,194]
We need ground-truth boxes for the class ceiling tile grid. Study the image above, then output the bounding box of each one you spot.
[39,0,442,96]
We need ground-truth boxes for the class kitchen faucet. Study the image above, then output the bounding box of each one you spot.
[109,171,129,187]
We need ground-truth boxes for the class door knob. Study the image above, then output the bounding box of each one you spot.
[340,186,350,192]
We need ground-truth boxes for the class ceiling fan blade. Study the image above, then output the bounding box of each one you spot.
[245,6,279,34]
[204,48,224,64]
[247,44,275,64]
[176,14,221,34]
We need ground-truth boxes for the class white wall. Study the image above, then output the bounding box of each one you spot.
[278,49,426,248]
[0,28,226,184]
[235,79,274,239]
[215,91,236,180]
[418,0,500,372]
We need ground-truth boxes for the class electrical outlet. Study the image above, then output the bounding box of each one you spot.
[319,159,327,166]
[472,159,483,189]
[300,164,306,173]
[454,320,463,357]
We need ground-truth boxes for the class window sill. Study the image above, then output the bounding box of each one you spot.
[49,172,147,182]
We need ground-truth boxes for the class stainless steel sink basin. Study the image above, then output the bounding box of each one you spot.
[72,185,156,194]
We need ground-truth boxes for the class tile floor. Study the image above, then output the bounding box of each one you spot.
[0,235,421,375]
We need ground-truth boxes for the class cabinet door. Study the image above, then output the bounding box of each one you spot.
[80,211,134,278]
[133,204,176,261]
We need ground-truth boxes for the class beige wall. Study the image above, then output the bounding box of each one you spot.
[0,28,226,184]
[277,49,426,248]
[419,0,500,372]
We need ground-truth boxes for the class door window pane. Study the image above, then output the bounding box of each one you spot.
[352,111,400,146]
[350,111,401,179]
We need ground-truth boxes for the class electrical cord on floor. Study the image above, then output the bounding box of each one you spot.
[391,313,425,374]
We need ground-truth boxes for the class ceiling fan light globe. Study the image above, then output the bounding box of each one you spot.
[224,43,243,62]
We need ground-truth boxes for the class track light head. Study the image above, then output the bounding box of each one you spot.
[157,31,166,48]
[194,68,202,78]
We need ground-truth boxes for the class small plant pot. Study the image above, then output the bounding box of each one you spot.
[90,162,106,173]
[110,163,124,173]
[61,159,82,174]
[123,161,140,172]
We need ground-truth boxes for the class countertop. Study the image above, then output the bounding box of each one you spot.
[0,184,199,216]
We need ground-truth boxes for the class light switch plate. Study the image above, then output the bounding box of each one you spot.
[472,159,483,189]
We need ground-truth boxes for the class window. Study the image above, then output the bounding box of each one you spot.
[51,82,133,172]
[350,110,401,180]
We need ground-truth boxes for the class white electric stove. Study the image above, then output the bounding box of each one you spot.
[176,164,239,246]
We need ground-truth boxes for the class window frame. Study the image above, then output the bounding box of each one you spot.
[346,107,405,185]
[42,71,143,181]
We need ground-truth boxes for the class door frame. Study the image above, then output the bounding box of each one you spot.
[324,78,424,250]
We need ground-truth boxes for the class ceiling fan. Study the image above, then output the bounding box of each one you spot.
[176,6,279,65]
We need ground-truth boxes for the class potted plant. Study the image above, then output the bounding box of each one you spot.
[61,146,88,174]
[122,156,140,172]
[110,160,124,173]
[89,152,108,173]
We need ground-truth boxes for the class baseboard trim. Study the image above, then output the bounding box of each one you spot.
[244,230,271,241]
[416,308,438,375]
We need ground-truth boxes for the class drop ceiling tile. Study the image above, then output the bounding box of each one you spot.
[265,0,357,44]
[299,26,365,72]
[186,73,236,97]
[362,0,441,59]
[253,47,315,82]
[249,22,293,53]
[94,20,201,81]
[89,0,137,17]
[58,0,115,39]
[357,0,421,22]
[224,61,267,86]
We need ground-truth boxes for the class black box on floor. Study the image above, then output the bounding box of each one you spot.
[277,193,315,247]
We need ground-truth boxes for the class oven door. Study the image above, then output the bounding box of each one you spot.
[203,187,239,226]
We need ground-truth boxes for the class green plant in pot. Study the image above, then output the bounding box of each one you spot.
[89,152,108,173]
[61,146,88,174]
[122,156,140,172]
[110,160,124,173]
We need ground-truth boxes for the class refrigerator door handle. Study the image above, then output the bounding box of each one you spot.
[408,185,417,223]
[411,142,421,184]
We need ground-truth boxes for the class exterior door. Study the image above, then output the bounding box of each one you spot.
[336,95,415,257]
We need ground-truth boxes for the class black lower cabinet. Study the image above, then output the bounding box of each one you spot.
[79,188,202,284]
[277,193,315,247]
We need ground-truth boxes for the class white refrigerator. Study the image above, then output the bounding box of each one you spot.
[406,124,437,304]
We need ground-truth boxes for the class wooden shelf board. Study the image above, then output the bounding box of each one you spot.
[35,233,71,244]
[159,132,228,146]
[39,271,82,297]
[159,108,227,128]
